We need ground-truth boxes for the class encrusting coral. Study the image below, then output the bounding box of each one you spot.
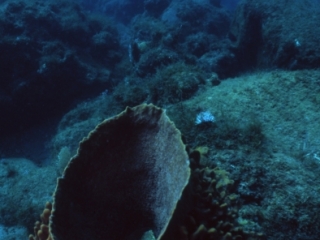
[174,147,265,240]
[29,202,52,240]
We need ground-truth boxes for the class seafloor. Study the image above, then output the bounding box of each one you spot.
[2,70,320,239]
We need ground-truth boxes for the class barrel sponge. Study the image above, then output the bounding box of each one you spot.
[49,104,190,240]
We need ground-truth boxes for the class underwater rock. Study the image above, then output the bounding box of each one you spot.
[50,104,190,240]
[144,0,171,18]
[170,147,265,240]
[0,158,57,231]
[135,47,179,77]
[229,0,320,70]
[0,0,121,139]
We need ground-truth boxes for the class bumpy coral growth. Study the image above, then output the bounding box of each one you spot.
[181,167,242,239]
[29,202,52,240]
[178,148,265,240]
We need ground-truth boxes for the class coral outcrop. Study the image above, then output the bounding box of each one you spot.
[29,202,52,240]
[0,0,121,138]
[229,0,320,70]
[165,147,265,240]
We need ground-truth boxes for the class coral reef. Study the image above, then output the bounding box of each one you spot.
[3,0,320,238]
[135,47,179,77]
[0,0,121,138]
[148,62,206,105]
[166,147,265,240]
[229,0,320,70]
[0,158,57,231]
[31,108,266,239]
